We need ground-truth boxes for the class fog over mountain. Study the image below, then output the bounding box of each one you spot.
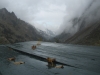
[55,0,100,45]
[57,0,95,35]
[55,0,100,42]
[0,0,100,45]
[0,0,92,34]
[78,0,100,29]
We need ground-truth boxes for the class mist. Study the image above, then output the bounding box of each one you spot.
[0,0,94,34]
[57,0,100,36]
[57,0,93,35]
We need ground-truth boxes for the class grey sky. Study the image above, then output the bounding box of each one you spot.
[0,0,92,33]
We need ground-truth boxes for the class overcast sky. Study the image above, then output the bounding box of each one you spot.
[0,0,92,33]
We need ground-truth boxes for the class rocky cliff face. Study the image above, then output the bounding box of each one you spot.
[0,8,44,44]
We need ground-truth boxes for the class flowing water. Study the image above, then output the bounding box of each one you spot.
[0,41,100,75]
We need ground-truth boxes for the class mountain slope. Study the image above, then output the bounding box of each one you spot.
[0,8,44,44]
[55,0,100,46]
[65,0,100,46]
[65,21,100,46]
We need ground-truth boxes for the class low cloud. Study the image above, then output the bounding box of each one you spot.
[57,0,93,35]
[0,0,93,34]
